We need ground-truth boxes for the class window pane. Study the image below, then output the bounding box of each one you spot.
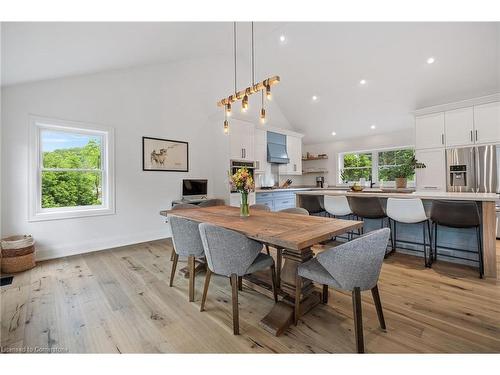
[41,130,102,169]
[378,148,416,182]
[342,168,371,181]
[41,171,102,208]
[343,153,372,168]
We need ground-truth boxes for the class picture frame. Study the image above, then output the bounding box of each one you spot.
[142,136,189,172]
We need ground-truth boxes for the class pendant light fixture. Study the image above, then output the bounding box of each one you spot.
[218,22,280,133]
[260,90,266,124]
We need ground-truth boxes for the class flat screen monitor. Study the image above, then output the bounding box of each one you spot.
[182,179,208,198]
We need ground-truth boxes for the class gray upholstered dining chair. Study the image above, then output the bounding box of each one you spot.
[168,216,206,302]
[279,207,309,215]
[168,203,200,261]
[198,223,278,335]
[295,228,390,353]
[198,199,225,207]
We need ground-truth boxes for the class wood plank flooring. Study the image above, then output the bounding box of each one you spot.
[1,239,500,353]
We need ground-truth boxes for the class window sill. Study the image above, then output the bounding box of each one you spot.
[28,206,115,222]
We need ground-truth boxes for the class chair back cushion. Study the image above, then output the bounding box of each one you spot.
[169,216,205,257]
[198,223,263,276]
[386,198,427,223]
[349,197,385,219]
[324,195,352,216]
[430,200,480,228]
[316,228,390,291]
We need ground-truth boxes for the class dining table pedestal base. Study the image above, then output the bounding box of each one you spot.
[259,246,321,336]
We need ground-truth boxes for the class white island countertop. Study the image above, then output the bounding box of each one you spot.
[295,189,500,202]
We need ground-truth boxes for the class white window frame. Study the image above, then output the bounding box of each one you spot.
[338,145,416,188]
[29,116,115,221]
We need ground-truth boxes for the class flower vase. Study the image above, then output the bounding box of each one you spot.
[240,192,250,217]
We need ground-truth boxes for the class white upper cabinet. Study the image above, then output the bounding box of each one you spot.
[415,148,446,192]
[229,120,254,161]
[474,102,500,144]
[254,128,267,172]
[415,112,445,150]
[287,135,302,175]
[444,107,474,147]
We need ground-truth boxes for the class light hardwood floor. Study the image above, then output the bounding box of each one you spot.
[1,239,500,353]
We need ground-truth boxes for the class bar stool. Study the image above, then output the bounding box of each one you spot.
[349,196,392,253]
[324,195,354,240]
[386,198,432,267]
[430,200,483,278]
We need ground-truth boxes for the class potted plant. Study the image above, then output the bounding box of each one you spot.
[229,167,255,217]
[391,153,426,188]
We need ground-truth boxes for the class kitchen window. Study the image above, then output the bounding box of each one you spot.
[338,147,415,186]
[29,117,115,221]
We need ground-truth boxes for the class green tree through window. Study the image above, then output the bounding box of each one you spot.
[41,132,103,208]
[341,153,372,181]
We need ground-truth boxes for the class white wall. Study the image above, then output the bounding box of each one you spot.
[298,129,415,186]
[1,57,292,260]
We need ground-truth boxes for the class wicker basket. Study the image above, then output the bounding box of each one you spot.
[1,235,36,274]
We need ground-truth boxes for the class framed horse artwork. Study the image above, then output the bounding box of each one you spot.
[142,136,189,172]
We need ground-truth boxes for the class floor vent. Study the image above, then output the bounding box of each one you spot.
[0,276,14,287]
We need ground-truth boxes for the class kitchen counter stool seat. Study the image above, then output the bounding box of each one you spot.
[348,197,391,249]
[386,198,432,267]
[324,195,355,240]
[430,200,483,278]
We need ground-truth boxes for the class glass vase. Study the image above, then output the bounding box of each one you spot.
[240,191,250,217]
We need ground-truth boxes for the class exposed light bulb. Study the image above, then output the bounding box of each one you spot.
[241,95,249,112]
[427,57,435,64]
[265,84,272,100]
[260,108,266,124]
[226,102,232,117]
[224,120,229,134]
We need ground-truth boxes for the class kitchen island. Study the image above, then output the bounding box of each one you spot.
[296,190,499,279]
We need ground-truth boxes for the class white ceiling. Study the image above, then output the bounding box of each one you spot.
[2,22,499,143]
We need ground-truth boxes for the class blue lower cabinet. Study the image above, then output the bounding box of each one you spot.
[256,191,296,211]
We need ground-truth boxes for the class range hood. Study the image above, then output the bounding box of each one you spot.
[267,131,289,164]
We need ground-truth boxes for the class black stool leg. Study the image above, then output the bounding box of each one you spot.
[422,222,428,268]
[476,226,484,279]
[426,220,433,266]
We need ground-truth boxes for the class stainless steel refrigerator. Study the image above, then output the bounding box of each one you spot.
[446,145,500,238]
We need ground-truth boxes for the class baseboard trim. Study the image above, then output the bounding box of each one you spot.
[35,229,171,262]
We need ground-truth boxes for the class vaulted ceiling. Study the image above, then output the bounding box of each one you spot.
[2,22,499,143]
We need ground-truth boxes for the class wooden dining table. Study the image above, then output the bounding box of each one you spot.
[160,205,363,336]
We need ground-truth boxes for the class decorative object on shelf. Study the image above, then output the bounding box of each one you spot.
[142,137,189,172]
[217,22,280,133]
[302,155,328,161]
[1,235,36,273]
[230,167,255,217]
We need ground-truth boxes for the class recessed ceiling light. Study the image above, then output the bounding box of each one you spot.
[359,79,367,85]
[279,35,286,42]
[370,124,376,130]
[331,131,337,136]
[312,95,318,101]
[427,57,435,64]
